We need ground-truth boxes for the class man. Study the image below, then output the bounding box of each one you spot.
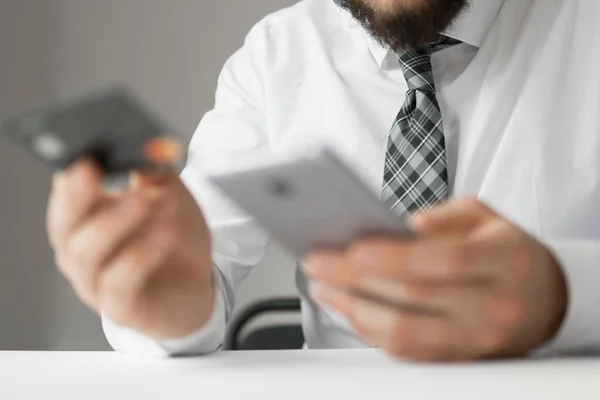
[47,0,600,361]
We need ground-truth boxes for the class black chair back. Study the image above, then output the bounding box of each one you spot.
[225,298,304,350]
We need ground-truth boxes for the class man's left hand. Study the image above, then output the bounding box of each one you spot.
[304,198,568,362]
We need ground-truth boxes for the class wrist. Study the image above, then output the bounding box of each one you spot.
[159,270,216,341]
[134,260,216,341]
[540,250,569,346]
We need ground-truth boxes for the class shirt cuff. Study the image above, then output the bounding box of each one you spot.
[102,284,226,357]
[537,239,600,355]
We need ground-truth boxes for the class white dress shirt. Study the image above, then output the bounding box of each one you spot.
[103,0,600,356]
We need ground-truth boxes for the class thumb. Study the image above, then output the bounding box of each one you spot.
[130,169,179,191]
[409,197,491,236]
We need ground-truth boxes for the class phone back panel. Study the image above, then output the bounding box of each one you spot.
[208,149,412,259]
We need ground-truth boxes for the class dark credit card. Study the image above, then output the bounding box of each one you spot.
[1,86,186,175]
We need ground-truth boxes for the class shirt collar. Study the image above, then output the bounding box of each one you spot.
[335,0,505,67]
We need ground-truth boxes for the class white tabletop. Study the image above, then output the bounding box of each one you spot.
[1,350,599,400]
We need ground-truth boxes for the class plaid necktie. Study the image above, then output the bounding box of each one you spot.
[382,35,461,215]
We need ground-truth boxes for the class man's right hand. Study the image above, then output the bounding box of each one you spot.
[47,159,215,341]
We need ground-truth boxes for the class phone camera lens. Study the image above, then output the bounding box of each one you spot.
[269,178,295,199]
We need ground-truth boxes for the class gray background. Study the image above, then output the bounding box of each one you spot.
[0,0,298,351]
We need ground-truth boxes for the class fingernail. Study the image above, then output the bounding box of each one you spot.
[304,254,340,277]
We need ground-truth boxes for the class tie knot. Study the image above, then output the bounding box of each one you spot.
[396,35,462,92]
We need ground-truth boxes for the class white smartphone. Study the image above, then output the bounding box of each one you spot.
[206,147,414,259]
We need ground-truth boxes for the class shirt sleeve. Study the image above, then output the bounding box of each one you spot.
[538,240,600,355]
[101,22,272,356]
[102,272,226,357]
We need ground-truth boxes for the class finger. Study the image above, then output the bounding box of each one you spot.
[325,274,480,316]
[349,279,523,330]
[311,284,468,361]
[330,278,526,358]
[410,197,495,236]
[304,249,346,282]
[47,159,103,249]
[65,195,156,301]
[308,257,514,324]
[306,239,498,285]
[306,250,443,313]
[98,218,176,311]
[345,238,508,283]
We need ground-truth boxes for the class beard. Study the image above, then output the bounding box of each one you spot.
[334,0,469,51]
